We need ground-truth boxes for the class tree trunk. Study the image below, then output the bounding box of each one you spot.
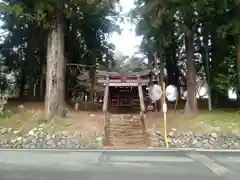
[88,65,96,102]
[27,76,35,100]
[210,30,229,107]
[155,58,163,112]
[184,26,198,114]
[235,34,240,100]
[166,30,180,94]
[19,65,26,98]
[147,52,154,69]
[159,54,164,87]
[25,25,35,100]
[165,44,180,87]
[44,11,66,119]
[156,38,164,87]
[202,24,212,111]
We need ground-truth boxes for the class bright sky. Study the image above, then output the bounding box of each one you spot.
[109,0,142,56]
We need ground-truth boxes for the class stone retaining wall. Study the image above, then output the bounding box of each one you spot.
[149,131,240,149]
[1,127,240,149]
[0,128,103,149]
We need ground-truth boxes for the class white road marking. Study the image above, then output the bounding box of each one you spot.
[186,152,231,176]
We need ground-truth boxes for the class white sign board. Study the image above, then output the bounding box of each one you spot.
[148,84,162,102]
[166,85,178,102]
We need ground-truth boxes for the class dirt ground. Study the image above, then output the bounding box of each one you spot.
[1,102,104,136]
[1,102,240,135]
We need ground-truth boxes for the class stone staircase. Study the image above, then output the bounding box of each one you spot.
[105,114,149,147]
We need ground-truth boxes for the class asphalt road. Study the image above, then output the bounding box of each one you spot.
[0,149,239,180]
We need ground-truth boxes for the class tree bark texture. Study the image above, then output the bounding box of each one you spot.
[44,11,66,119]
[184,26,198,114]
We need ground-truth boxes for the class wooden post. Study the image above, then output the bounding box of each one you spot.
[138,76,145,113]
[103,76,109,145]
[138,76,149,145]
[162,81,169,148]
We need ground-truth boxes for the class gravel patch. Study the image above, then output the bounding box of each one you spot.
[149,130,240,149]
[0,127,103,149]
[1,127,240,149]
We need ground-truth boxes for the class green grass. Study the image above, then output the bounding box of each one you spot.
[1,107,240,134]
[184,110,240,132]
[0,109,13,121]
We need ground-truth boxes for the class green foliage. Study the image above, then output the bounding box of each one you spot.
[215,0,240,38]
[133,0,240,107]
[214,46,238,92]
[1,0,240,109]
[1,0,119,30]
[0,0,120,103]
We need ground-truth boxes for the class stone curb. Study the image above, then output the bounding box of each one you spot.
[1,148,240,152]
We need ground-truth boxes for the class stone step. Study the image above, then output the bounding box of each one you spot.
[108,130,144,133]
[107,134,147,139]
[108,120,142,124]
[105,114,148,147]
[108,140,146,144]
[104,145,148,148]
[108,127,142,129]
[107,139,146,143]
[107,126,142,130]
[107,131,145,135]
[107,142,147,146]
[109,118,141,121]
[108,119,141,122]
[108,136,145,139]
[108,122,142,127]
[107,136,146,143]
[108,126,142,129]
[107,123,143,127]
[107,133,145,139]
[107,136,145,140]
[107,130,144,134]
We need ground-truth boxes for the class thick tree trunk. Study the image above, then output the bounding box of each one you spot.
[184,26,198,114]
[202,24,212,111]
[44,11,66,119]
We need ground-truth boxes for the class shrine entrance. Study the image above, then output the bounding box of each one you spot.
[97,70,151,147]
